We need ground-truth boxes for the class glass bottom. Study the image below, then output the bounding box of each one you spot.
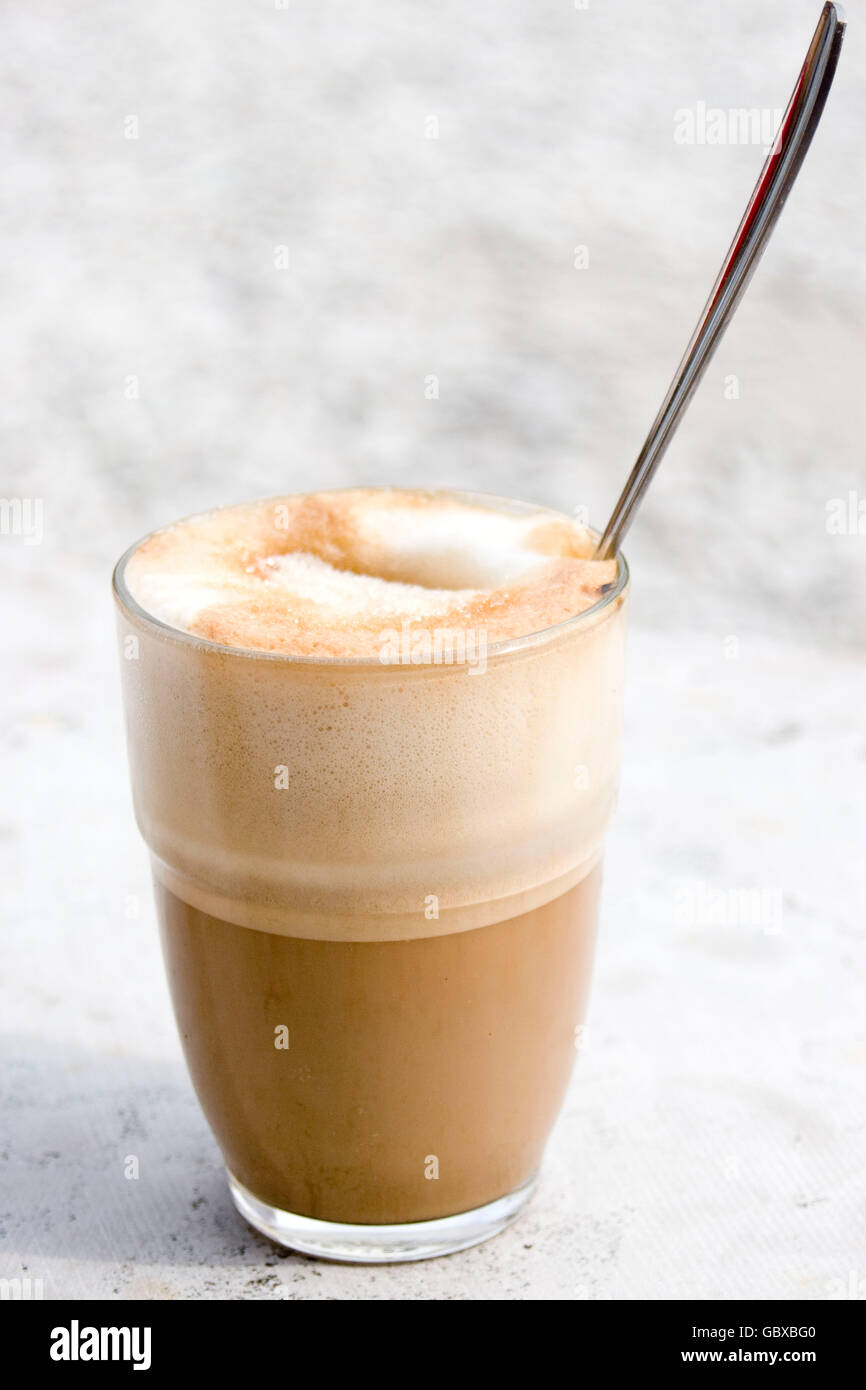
[228,1171,539,1264]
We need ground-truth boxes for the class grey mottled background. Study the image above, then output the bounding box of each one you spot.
[2,0,864,1301]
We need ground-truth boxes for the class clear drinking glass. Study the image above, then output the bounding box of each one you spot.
[113,490,629,1262]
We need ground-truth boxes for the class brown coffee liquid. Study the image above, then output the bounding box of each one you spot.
[156,867,601,1226]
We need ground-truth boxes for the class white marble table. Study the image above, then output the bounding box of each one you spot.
[4,624,863,1300]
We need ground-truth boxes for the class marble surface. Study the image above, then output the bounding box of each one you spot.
[2,0,864,1300]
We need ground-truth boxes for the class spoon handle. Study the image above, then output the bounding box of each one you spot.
[595,2,846,561]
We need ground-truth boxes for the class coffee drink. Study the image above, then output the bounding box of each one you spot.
[114,489,628,1259]
[157,873,600,1226]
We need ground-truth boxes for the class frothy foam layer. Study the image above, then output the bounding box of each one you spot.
[124,490,617,657]
[116,488,628,941]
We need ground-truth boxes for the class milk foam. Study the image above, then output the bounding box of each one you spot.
[124,490,616,656]
[116,489,629,941]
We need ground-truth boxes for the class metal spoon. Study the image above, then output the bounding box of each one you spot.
[595,2,846,561]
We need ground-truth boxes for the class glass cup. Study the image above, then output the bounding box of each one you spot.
[113,490,629,1261]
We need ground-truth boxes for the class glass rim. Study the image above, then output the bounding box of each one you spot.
[111,486,630,667]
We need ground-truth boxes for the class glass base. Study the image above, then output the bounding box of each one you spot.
[228,1171,539,1264]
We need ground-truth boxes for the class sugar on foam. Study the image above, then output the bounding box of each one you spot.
[124,490,617,657]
